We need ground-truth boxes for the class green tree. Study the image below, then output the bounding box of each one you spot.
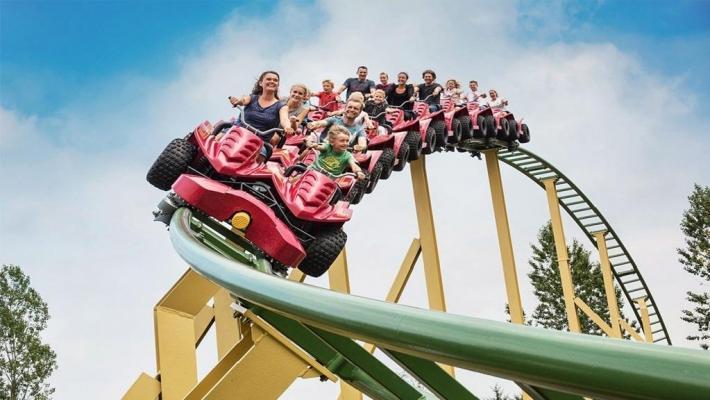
[0,264,57,400]
[527,222,627,335]
[487,384,522,400]
[678,184,710,350]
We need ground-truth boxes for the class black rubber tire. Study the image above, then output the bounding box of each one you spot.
[421,127,436,155]
[298,228,347,277]
[507,119,518,142]
[431,119,446,149]
[146,138,197,190]
[365,161,382,194]
[474,115,486,139]
[347,174,368,205]
[458,115,473,140]
[405,131,422,161]
[378,147,395,180]
[393,142,410,172]
[520,124,531,143]
[448,118,462,144]
[497,118,509,140]
[485,115,497,138]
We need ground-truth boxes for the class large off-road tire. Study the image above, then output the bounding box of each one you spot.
[507,119,518,142]
[448,118,462,144]
[431,119,446,149]
[365,162,383,194]
[421,127,436,155]
[393,142,410,172]
[497,118,509,140]
[519,124,531,143]
[473,115,486,139]
[298,228,347,277]
[347,174,368,205]
[405,131,422,161]
[485,115,497,138]
[378,147,395,180]
[458,115,473,140]
[146,138,197,190]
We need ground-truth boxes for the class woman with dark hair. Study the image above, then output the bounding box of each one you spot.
[385,72,416,120]
[228,71,286,161]
[228,71,284,140]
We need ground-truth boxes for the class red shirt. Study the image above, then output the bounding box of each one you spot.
[314,91,338,112]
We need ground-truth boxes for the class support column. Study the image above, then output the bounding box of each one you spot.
[484,150,525,325]
[214,288,242,358]
[636,298,654,343]
[328,249,364,400]
[593,231,622,338]
[410,157,447,312]
[410,156,454,376]
[542,178,581,333]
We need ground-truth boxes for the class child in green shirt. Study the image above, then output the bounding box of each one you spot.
[306,125,365,180]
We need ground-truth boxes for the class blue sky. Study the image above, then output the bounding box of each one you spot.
[1,1,709,399]
[2,0,708,116]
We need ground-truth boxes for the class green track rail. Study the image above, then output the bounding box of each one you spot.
[495,148,670,344]
[169,208,710,400]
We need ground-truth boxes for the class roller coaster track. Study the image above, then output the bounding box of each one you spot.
[496,148,670,344]
[169,208,709,400]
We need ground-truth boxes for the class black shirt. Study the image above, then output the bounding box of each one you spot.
[417,83,443,105]
[385,84,414,111]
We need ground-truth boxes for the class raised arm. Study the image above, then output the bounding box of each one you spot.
[228,95,251,107]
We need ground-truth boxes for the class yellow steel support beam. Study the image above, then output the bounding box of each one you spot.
[573,297,613,336]
[410,156,454,376]
[620,319,645,342]
[198,324,319,400]
[289,268,306,283]
[213,289,241,358]
[184,330,255,400]
[542,178,581,333]
[636,298,654,343]
[484,150,525,325]
[592,231,622,338]
[327,248,364,400]
[364,238,422,354]
[154,306,200,400]
[122,373,160,400]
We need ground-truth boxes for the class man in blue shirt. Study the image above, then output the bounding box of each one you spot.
[336,66,376,99]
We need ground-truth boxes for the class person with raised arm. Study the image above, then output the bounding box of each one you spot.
[487,89,509,111]
[228,70,287,162]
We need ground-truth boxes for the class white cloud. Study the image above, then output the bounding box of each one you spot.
[1,1,708,399]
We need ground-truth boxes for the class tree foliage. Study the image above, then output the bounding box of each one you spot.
[528,222,627,335]
[0,264,57,400]
[678,184,710,350]
[487,384,522,400]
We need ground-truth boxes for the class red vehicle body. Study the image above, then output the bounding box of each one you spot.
[148,120,354,277]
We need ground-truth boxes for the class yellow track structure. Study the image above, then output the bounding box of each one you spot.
[124,146,686,400]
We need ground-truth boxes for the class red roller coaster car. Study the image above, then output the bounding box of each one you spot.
[147,119,356,277]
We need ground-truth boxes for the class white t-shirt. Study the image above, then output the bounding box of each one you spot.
[464,91,486,104]
[441,88,463,104]
[488,97,508,111]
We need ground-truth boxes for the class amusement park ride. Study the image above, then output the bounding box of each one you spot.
[123,97,709,400]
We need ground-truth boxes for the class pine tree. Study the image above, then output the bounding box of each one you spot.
[678,184,710,350]
[0,264,58,400]
[487,384,522,400]
[528,222,627,335]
